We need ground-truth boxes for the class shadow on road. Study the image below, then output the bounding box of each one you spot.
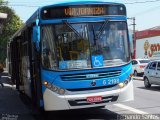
[17,85,120,120]
[1,72,121,120]
[40,108,120,120]
[19,94,120,120]
[137,85,160,92]
[19,95,120,120]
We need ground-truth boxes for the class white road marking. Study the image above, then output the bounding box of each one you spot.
[113,103,148,114]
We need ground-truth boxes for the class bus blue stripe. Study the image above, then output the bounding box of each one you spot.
[41,63,132,93]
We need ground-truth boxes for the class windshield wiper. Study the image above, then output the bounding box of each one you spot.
[96,19,109,39]
[92,25,97,45]
[62,20,84,40]
[92,19,109,45]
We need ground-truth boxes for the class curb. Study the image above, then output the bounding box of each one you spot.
[132,76,143,81]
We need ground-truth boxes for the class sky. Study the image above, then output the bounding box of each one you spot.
[4,0,160,31]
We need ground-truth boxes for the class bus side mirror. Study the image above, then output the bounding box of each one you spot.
[32,19,40,51]
[33,26,40,50]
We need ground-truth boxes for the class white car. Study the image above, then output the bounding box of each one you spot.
[143,60,160,88]
[132,59,150,76]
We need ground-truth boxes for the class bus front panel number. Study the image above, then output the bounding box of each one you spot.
[108,78,119,85]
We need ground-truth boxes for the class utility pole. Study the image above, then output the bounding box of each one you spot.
[128,17,136,59]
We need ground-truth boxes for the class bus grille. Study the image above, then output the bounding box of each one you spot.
[66,84,117,92]
[60,70,121,81]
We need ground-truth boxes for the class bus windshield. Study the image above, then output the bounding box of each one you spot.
[41,21,129,70]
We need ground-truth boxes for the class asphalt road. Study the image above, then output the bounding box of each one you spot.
[1,75,160,120]
[118,79,160,114]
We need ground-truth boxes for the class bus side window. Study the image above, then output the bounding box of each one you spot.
[62,45,70,60]
[42,48,51,68]
[69,51,79,60]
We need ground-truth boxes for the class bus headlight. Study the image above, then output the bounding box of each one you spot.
[58,88,65,95]
[43,81,52,88]
[118,83,125,88]
[51,86,58,92]
[43,81,65,95]
[118,74,132,88]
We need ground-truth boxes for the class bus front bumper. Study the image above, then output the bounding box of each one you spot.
[43,80,134,111]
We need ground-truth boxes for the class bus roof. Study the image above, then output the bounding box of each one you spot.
[11,1,125,40]
[41,1,124,8]
[26,1,125,24]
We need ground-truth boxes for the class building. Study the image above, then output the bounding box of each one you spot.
[135,26,160,59]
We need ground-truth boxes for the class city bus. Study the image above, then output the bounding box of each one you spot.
[7,1,134,111]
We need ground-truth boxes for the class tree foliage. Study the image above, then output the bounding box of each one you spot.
[0,1,23,63]
[0,0,3,5]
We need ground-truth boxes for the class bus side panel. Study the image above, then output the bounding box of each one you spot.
[10,38,21,90]
[17,30,32,97]
[30,25,43,108]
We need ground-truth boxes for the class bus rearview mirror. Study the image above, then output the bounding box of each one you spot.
[32,26,40,51]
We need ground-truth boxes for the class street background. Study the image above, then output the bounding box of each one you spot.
[1,72,160,120]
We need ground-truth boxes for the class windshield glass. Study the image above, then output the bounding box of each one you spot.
[41,21,130,70]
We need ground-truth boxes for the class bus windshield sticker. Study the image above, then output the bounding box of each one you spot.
[91,55,104,68]
[59,61,68,69]
[59,60,87,69]
[68,60,87,69]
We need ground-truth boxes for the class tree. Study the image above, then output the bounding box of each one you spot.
[0,1,23,63]
[0,0,7,5]
[0,0,3,5]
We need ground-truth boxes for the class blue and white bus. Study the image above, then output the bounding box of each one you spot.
[8,1,134,111]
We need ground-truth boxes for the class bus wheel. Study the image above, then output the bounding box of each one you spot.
[144,77,151,88]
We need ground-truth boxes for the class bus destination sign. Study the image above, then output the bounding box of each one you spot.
[41,5,126,19]
[64,7,105,16]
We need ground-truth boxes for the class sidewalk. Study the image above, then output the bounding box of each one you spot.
[0,72,36,120]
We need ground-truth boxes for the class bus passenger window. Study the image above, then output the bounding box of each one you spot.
[43,49,51,68]
[69,51,79,60]
[41,26,57,69]
[62,46,70,60]
[57,47,63,60]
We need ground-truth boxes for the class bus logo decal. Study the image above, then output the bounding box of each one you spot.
[86,74,99,78]
[91,80,96,87]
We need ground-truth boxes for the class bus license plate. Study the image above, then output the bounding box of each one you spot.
[87,96,102,103]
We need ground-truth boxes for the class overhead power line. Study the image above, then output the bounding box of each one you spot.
[124,0,160,4]
[131,5,160,16]
[8,0,160,3]
[7,4,40,7]
[2,0,160,7]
